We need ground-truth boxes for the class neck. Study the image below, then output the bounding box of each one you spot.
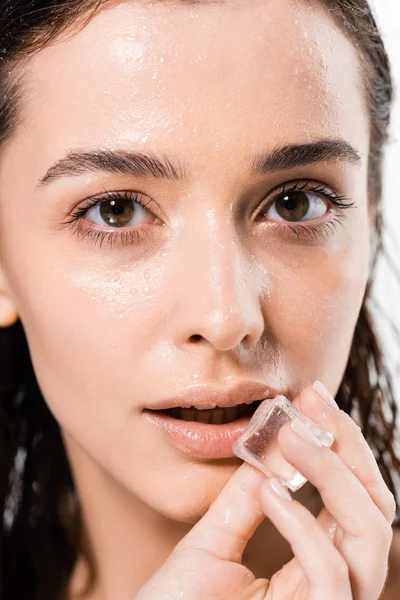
[63,431,322,600]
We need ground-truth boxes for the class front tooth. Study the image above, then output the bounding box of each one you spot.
[181,409,197,421]
[211,408,225,425]
[224,406,239,422]
[196,410,212,424]
[175,406,244,423]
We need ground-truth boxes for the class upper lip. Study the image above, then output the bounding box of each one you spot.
[145,381,280,411]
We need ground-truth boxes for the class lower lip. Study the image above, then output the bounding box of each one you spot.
[143,410,253,458]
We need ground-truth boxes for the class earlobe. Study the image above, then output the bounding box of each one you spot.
[0,293,18,327]
[0,268,19,327]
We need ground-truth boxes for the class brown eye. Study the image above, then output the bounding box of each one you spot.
[83,193,154,229]
[275,191,309,221]
[265,190,328,222]
[99,198,134,227]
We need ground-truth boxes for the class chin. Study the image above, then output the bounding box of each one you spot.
[155,497,214,524]
[142,461,240,524]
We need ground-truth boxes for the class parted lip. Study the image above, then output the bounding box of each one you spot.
[144,381,281,411]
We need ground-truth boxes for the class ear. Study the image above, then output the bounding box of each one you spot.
[0,267,18,327]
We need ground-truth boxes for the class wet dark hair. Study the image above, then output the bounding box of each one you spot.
[0,0,399,598]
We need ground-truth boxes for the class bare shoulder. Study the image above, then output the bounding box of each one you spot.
[381,527,400,599]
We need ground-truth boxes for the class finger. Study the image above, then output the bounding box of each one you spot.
[260,477,352,600]
[278,417,393,599]
[173,460,267,562]
[293,383,396,525]
[278,418,391,542]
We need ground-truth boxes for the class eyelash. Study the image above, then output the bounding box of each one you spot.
[63,181,355,249]
[258,180,354,241]
[64,190,155,249]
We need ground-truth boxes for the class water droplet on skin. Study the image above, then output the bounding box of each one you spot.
[144,286,149,293]
[328,521,338,540]
[109,343,117,349]
[119,314,125,319]
[223,509,233,525]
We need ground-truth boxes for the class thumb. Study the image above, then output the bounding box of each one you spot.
[173,461,268,563]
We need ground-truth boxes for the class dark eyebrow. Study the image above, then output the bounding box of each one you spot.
[251,138,361,175]
[36,149,185,188]
[36,138,361,189]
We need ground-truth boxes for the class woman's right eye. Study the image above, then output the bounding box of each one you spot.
[61,190,161,249]
[82,193,155,229]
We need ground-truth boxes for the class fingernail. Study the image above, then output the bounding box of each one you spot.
[291,417,327,447]
[269,477,293,501]
[313,380,339,411]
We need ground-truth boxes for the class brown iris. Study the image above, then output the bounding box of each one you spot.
[99,198,134,227]
[275,191,310,221]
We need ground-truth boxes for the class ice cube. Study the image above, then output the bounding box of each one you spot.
[232,395,334,492]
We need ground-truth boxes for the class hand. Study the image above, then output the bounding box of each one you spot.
[134,383,396,600]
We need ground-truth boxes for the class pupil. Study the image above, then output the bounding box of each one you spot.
[100,199,134,227]
[276,191,309,221]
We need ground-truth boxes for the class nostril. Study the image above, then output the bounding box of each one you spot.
[190,334,203,343]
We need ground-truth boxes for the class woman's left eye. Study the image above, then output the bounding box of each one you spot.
[264,188,328,223]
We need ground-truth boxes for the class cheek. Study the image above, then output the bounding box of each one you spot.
[266,232,370,390]
[3,247,167,435]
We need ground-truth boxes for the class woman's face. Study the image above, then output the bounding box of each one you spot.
[0,0,371,521]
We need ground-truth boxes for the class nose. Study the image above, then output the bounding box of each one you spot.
[169,213,266,353]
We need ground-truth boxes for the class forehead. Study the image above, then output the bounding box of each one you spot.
[14,0,368,172]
